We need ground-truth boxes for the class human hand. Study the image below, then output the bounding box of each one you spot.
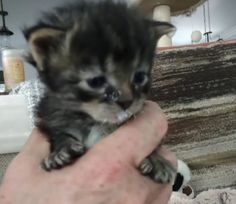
[0,101,176,204]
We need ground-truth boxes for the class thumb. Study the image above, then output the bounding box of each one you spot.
[91,101,168,166]
[19,128,50,165]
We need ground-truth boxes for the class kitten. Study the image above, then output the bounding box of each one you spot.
[24,0,176,183]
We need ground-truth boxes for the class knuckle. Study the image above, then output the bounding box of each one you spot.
[89,158,125,187]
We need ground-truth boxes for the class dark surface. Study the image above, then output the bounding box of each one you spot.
[0,70,3,83]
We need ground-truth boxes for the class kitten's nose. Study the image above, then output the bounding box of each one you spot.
[117,100,133,110]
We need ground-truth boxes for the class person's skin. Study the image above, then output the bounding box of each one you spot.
[0,101,176,204]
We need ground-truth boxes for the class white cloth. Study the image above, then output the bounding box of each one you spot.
[169,188,236,204]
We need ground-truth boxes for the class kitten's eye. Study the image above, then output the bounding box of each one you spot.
[87,76,106,88]
[133,71,148,86]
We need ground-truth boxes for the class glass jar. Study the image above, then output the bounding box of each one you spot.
[1,49,25,92]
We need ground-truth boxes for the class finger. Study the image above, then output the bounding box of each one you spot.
[158,146,177,168]
[90,101,168,166]
[20,128,50,164]
[151,184,172,204]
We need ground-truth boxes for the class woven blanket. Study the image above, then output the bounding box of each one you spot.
[169,188,236,204]
[151,41,236,193]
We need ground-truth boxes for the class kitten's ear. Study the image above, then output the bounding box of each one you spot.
[149,21,176,40]
[23,26,65,71]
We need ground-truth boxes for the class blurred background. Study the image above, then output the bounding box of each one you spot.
[1,0,236,79]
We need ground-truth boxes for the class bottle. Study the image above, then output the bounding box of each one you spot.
[1,49,25,92]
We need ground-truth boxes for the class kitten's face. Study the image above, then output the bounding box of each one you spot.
[44,32,153,124]
[24,1,174,124]
[61,56,151,124]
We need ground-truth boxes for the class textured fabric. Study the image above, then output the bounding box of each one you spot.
[169,188,236,204]
[10,79,44,128]
[0,153,17,183]
[151,41,236,193]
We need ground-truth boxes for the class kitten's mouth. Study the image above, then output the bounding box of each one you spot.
[115,100,145,124]
[81,99,145,125]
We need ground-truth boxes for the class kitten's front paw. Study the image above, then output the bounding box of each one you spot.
[139,159,153,174]
[139,154,177,184]
[42,142,85,171]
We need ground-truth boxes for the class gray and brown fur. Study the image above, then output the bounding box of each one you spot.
[24,0,176,183]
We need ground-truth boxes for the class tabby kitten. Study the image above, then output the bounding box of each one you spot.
[24,0,176,183]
